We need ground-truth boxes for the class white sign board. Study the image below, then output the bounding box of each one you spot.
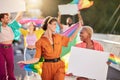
[0,0,26,13]
[58,4,78,15]
[67,47,109,80]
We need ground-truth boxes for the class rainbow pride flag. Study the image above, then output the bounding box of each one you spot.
[20,22,120,74]
[19,18,44,27]
[70,0,94,10]
[20,23,80,74]
[108,53,120,65]
[70,0,79,4]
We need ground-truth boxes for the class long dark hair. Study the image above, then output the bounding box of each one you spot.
[27,22,36,31]
[42,16,57,31]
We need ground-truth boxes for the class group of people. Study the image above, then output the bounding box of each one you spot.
[0,11,105,80]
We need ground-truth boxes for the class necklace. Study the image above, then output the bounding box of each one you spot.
[48,38,53,45]
[44,31,54,45]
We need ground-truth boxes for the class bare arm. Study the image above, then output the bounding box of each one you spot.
[78,11,84,25]
[15,12,23,22]
[18,58,39,64]
[69,21,82,42]
[57,12,64,29]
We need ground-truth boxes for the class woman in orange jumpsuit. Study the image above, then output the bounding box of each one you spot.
[18,16,82,80]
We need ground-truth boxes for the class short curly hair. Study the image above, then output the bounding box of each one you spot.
[82,26,93,38]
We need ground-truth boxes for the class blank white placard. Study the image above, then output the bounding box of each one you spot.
[67,47,109,80]
[58,4,78,15]
[0,0,26,13]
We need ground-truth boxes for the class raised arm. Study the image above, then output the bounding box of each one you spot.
[15,12,23,22]
[57,12,64,30]
[68,12,84,41]
[69,21,82,42]
[78,11,84,25]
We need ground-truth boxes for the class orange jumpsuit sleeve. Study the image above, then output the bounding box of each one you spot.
[34,40,42,58]
[61,35,69,47]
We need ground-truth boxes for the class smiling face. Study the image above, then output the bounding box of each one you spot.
[66,17,73,25]
[1,14,10,24]
[79,26,93,42]
[28,22,36,31]
[80,28,93,42]
[48,21,57,32]
[42,16,57,32]
[80,29,89,41]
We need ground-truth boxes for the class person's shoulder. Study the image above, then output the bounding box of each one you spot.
[8,20,17,25]
[7,26,12,29]
[93,40,103,48]
[93,40,102,45]
[36,35,45,42]
[71,24,76,26]
[54,33,61,36]
[75,43,81,47]
[54,33,65,39]
[75,41,85,47]
[62,25,69,28]
[93,40,104,51]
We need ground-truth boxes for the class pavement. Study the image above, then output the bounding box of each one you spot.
[14,53,120,80]
[13,34,120,80]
